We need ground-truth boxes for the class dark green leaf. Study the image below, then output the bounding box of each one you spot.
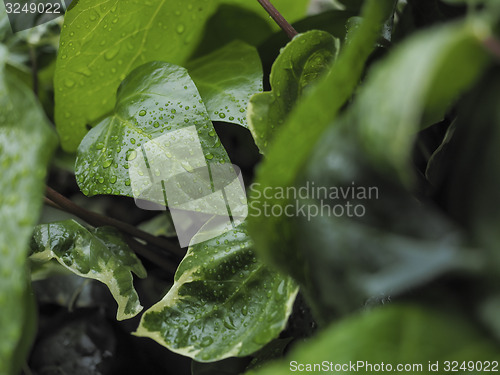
[190,4,273,60]
[10,285,37,375]
[30,220,147,320]
[248,30,338,153]
[75,61,231,199]
[0,60,57,373]
[135,223,298,362]
[54,0,309,152]
[251,116,473,323]
[354,19,491,183]
[248,0,396,284]
[245,305,500,375]
[443,69,500,271]
[246,338,292,372]
[258,10,357,74]
[337,0,365,11]
[188,41,263,128]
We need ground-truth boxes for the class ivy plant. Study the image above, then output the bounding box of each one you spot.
[1,0,500,374]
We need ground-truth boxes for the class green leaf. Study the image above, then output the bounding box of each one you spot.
[134,223,298,362]
[248,0,396,280]
[10,286,37,375]
[54,0,309,152]
[187,41,263,128]
[250,116,472,323]
[258,10,358,73]
[29,220,147,320]
[354,18,492,183]
[248,30,338,153]
[246,338,292,372]
[75,61,231,198]
[0,63,56,374]
[443,69,500,271]
[254,0,395,188]
[190,4,273,60]
[337,0,365,11]
[245,305,500,375]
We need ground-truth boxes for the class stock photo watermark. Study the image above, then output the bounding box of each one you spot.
[248,182,379,220]
[126,124,379,247]
[125,125,381,247]
[3,0,72,32]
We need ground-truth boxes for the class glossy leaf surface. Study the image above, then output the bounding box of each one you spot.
[0,57,56,374]
[354,19,491,182]
[135,223,298,362]
[30,220,147,320]
[248,30,337,153]
[188,41,263,128]
[75,61,231,198]
[248,0,396,286]
[54,0,309,151]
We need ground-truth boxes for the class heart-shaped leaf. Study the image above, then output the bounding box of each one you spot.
[30,220,147,320]
[75,61,231,199]
[248,30,338,153]
[134,222,298,362]
[54,0,310,151]
[188,41,263,128]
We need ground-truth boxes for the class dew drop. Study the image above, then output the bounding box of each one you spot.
[200,336,213,347]
[64,79,75,88]
[104,46,120,60]
[139,110,147,116]
[176,24,185,34]
[127,150,137,161]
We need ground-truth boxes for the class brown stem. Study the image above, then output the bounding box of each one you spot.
[483,36,500,62]
[29,47,38,96]
[45,187,185,258]
[256,0,298,40]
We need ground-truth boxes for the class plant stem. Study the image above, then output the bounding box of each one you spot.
[29,46,38,96]
[483,36,500,62]
[256,0,298,39]
[45,187,185,258]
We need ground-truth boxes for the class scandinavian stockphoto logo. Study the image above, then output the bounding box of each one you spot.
[3,0,72,32]
[128,126,248,248]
